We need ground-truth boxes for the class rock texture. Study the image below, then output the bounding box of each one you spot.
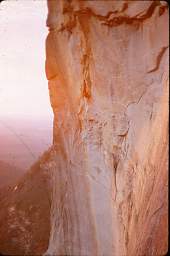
[45,1,169,256]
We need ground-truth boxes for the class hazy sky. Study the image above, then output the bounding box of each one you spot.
[0,0,53,121]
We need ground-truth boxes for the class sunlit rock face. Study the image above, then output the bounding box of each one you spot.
[45,1,169,255]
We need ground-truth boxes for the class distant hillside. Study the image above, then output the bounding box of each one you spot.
[0,160,24,189]
[0,148,52,255]
[0,118,52,170]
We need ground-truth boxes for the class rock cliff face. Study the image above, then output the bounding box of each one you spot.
[45,1,169,256]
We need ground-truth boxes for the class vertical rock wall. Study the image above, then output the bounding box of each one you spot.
[45,1,169,255]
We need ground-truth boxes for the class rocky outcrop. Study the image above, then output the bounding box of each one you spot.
[45,1,169,256]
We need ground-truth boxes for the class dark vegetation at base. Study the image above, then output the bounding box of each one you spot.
[0,148,52,255]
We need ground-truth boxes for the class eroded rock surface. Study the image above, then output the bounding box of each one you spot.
[45,1,169,256]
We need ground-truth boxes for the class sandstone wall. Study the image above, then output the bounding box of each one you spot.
[45,1,169,255]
